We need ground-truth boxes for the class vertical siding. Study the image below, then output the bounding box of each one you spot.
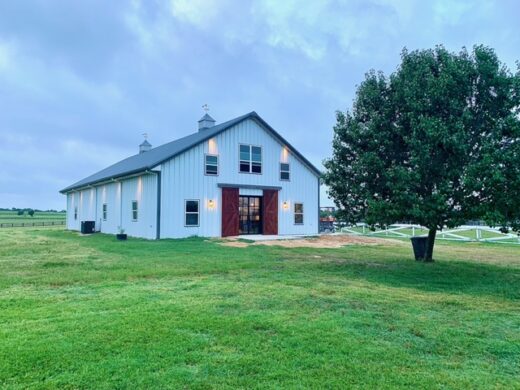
[78,188,96,222]
[95,182,121,234]
[160,118,319,238]
[66,188,96,231]
[120,173,158,239]
[161,145,221,238]
[65,173,157,239]
[66,192,80,231]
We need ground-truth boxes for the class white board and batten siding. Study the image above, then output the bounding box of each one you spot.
[66,188,96,230]
[66,191,80,231]
[119,174,157,239]
[66,173,158,239]
[159,118,319,238]
[96,182,121,235]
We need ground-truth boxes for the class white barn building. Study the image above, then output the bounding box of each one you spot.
[60,112,321,239]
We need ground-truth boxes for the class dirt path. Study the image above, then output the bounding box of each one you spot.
[219,234,405,248]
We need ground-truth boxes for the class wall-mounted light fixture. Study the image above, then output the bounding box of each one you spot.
[208,138,218,154]
[281,146,289,163]
[208,199,215,209]
[282,201,289,210]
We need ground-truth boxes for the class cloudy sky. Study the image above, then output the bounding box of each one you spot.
[1,0,519,210]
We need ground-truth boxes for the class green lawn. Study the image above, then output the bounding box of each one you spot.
[1,228,519,389]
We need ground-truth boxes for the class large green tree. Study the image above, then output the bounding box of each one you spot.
[324,45,520,261]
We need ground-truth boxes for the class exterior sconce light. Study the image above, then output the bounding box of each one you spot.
[283,201,289,210]
[208,199,215,209]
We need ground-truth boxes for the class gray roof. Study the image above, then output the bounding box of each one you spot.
[198,113,215,122]
[60,111,321,193]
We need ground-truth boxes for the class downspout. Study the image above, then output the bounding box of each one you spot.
[119,181,123,231]
[317,177,321,235]
[66,192,69,230]
[155,171,162,240]
[95,186,99,231]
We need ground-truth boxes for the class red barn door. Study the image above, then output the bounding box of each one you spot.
[221,187,239,237]
[262,189,278,235]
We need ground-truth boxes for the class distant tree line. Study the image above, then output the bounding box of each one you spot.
[0,208,66,214]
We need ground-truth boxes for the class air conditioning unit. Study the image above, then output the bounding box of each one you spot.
[80,221,95,234]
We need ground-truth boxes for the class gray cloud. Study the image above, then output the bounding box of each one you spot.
[1,0,519,209]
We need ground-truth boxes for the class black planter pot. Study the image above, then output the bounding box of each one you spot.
[116,234,127,241]
[410,236,428,260]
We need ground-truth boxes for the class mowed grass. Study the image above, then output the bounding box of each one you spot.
[0,211,65,224]
[0,229,519,389]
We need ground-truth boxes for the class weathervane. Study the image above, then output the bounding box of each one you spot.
[142,132,148,140]
[202,104,209,113]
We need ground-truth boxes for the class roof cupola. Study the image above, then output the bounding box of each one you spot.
[198,104,216,131]
[139,133,152,153]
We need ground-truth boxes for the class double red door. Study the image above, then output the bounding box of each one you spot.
[221,188,278,236]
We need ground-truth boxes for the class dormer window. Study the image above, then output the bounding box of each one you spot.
[239,144,262,174]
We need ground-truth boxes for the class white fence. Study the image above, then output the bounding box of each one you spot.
[340,223,520,245]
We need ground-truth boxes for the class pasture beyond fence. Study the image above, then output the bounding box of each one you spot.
[1,219,519,244]
[0,221,65,228]
[341,224,520,245]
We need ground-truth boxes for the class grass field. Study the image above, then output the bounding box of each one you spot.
[0,210,65,225]
[1,228,519,389]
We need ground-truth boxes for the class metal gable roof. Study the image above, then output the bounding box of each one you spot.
[60,111,321,193]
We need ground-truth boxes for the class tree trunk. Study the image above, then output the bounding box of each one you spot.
[425,228,437,262]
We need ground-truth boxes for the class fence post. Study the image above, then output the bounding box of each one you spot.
[362,225,366,234]
[412,226,415,237]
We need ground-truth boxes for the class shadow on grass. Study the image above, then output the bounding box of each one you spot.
[278,246,520,301]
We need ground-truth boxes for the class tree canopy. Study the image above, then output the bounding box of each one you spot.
[324,45,520,260]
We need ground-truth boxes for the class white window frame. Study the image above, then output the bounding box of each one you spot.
[102,203,107,221]
[239,144,262,174]
[280,162,290,181]
[294,202,304,225]
[131,200,138,222]
[185,199,200,227]
[204,154,219,176]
